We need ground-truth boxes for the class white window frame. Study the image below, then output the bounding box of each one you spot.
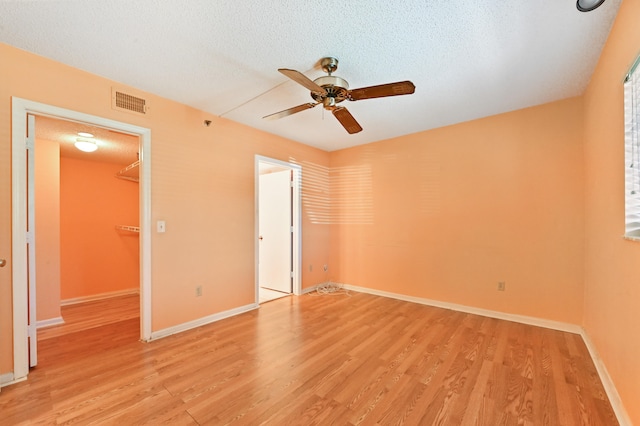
[624,55,640,240]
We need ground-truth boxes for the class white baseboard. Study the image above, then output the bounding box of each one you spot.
[36,316,64,329]
[0,372,26,388]
[580,329,632,426]
[342,283,582,333]
[60,288,139,306]
[149,303,259,341]
[301,284,321,295]
[0,372,14,387]
[339,283,630,425]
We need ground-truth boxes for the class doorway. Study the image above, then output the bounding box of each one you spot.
[35,114,140,339]
[255,156,301,304]
[11,98,152,381]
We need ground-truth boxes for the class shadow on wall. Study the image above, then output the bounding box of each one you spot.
[290,147,441,226]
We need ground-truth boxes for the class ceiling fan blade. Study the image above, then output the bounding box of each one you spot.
[348,80,415,101]
[278,69,327,95]
[263,102,319,120]
[332,107,363,134]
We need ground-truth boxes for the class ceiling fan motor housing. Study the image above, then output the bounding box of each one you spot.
[311,75,350,107]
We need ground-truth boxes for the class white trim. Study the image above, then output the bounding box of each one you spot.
[11,97,153,381]
[36,317,64,329]
[60,288,139,306]
[11,99,29,382]
[624,60,640,238]
[340,283,631,425]
[301,284,320,295]
[27,114,38,368]
[580,330,633,426]
[149,303,258,341]
[139,125,152,342]
[0,372,26,388]
[342,283,582,333]
[254,155,303,303]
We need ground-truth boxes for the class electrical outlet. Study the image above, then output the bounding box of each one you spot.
[196,285,202,297]
[497,281,506,291]
[323,264,328,272]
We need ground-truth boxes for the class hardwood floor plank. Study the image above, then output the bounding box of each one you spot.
[0,291,620,425]
[37,293,140,340]
[531,331,560,426]
[459,359,494,426]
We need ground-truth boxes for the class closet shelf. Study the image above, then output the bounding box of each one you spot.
[116,160,140,182]
[115,225,140,233]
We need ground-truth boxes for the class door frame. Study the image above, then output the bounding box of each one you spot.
[11,97,152,381]
[255,155,302,301]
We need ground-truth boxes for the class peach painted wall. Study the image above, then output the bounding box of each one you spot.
[582,0,640,423]
[0,42,331,374]
[330,97,585,324]
[147,116,331,330]
[35,138,61,322]
[60,157,139,300]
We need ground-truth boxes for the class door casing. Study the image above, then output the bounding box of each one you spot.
[26,114,37,368]
[255,155,302,301]
[10,97,152,382]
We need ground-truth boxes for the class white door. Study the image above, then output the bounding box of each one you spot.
[26,114,38,367]
[258,170,292,293]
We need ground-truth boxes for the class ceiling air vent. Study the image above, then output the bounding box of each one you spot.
[112,88,148,115]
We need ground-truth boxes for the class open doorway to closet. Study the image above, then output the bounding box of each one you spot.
[11,97,152,381]
[255,156,302,304]
[35,115,141,338]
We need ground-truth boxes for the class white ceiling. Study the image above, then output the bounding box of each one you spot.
[0,0,622,152]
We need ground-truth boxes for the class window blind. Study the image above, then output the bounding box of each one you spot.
[624,55,640,238]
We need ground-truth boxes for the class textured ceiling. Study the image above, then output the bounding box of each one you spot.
[0,0,622,152]
[36,116,139,165]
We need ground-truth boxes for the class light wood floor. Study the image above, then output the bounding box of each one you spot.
[0,292,618,425]
[37,293,140,340]
[259,287,290,304]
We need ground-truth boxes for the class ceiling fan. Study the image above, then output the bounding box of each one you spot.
[263,57,415,134]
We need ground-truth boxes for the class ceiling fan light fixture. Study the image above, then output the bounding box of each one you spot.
[265,57,415,134]
[323,97,337,109]
[576,0,606,12]
[75,138,98,152]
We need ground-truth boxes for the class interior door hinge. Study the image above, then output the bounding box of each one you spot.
[26,231,33,244]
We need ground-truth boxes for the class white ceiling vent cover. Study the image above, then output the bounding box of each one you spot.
[112,88,148,115]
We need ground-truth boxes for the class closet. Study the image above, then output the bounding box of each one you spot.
[115,160,140,234]
[58,148,140,302]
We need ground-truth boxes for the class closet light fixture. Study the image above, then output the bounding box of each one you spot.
[75,138,98,152]
[576,0,605,12]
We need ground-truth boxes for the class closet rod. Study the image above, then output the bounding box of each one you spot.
[115,225,140,233]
